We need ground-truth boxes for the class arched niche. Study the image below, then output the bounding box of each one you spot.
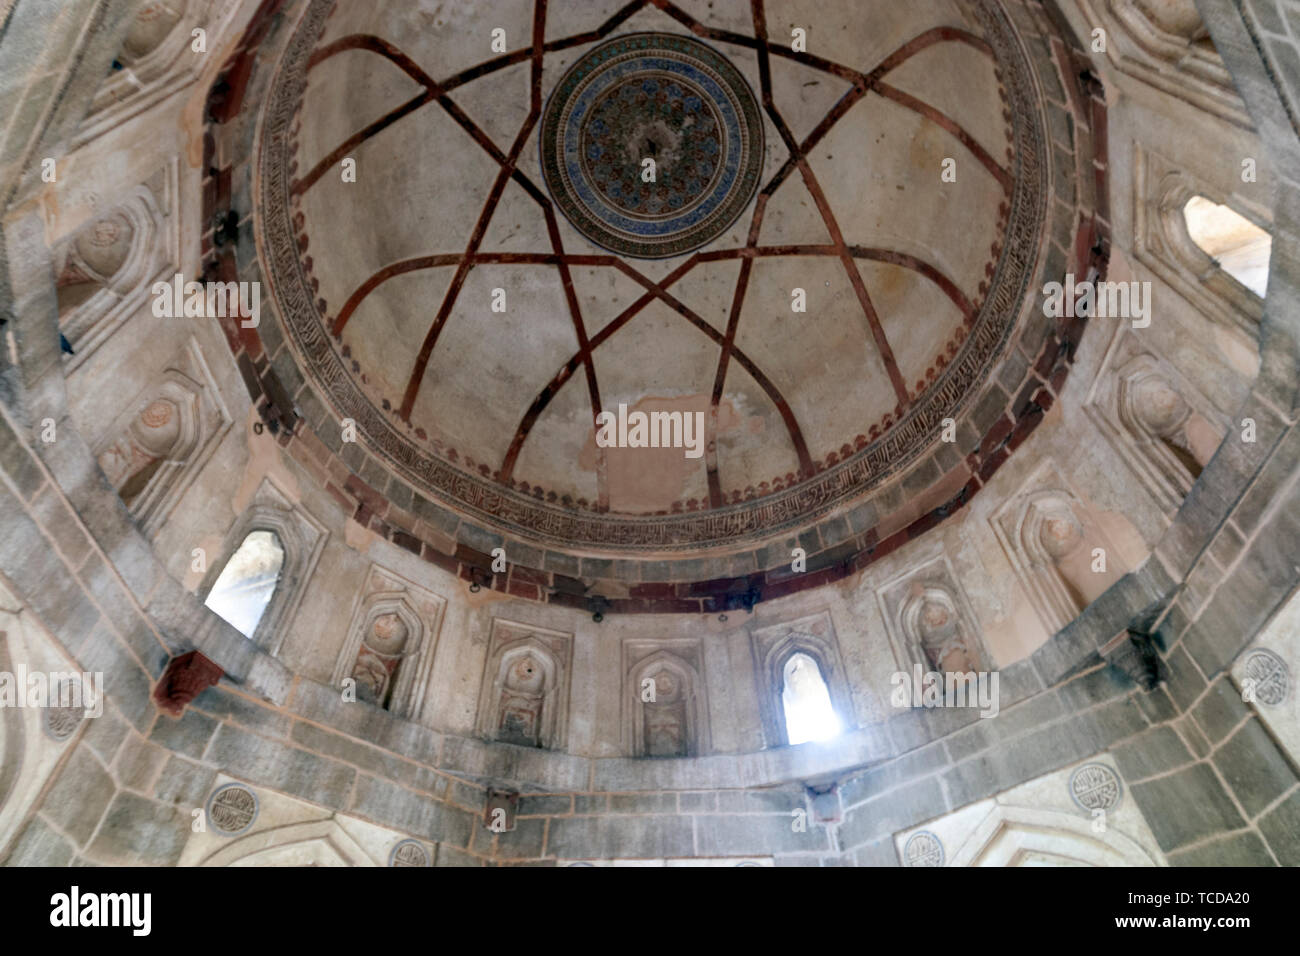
[1086,334,1231,520]
[350,599,420,712]
[95,371,202,530]
[1084,0,1248,127]
[1116,355,1224,485]
[993,468,1129,639]
[54,182,172,366]
[1018,493,1097,630]
[475,625,572,751]
[76,1,237,147]
[900,586,986,674]
[85,340,232,539]
[330,576,443,720]
[877,552,995,678]
[625,649,708,758]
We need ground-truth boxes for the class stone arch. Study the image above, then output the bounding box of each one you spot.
[1005,484,1126,636]
[780,651,840,745]
[198,820,377,867]
[76,0,235,146]
[1158,178,1267,302]
[1086,0,1248,126]
[945,805,1161,867]
[1019,492,1091,628]
[1086,334,1232,519]
[756,629,852,747]
[626,650,708,758]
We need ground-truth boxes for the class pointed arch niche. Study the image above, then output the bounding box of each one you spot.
[944,806,1161,866]
[91,340,232,537]
[330,565,446,720]
[1076,0,1249,128]
[622,640,709,758]
[991,464,1128,638]
[1086,333,1228,517]
[54,167,177,367]
[198,820,377,867]
[475,621,573,751]
[74,1,241,147]
[878,552,992,675]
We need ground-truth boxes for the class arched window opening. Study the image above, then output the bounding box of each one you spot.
[204,530,285,639]
[781,653,840,745]
[1183,196,1271,297]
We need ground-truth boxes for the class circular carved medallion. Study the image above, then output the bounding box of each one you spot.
[1241,648,1289,706]
[903,830,944,867]
[1069,763,1122,812]
[540,33,763,258]
[140,400,175,429]
[43,677,85,742]
[207,783,259,836]
[389,839,431,867]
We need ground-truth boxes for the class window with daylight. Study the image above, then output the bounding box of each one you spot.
[1183,196,1272,297]
[781,653,841,745]
[203,530,285,639]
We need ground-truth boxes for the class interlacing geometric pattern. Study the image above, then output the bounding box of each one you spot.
[261,0,1048,549]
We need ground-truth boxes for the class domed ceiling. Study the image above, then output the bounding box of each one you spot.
[254,0,1056,556]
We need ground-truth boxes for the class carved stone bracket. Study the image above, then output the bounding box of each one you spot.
[484,789,519,833]
[806,782,842,824]
[1101,628,1168,690]
[152,649,223,717]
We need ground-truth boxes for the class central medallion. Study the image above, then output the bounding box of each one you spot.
[540,32,764,259]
